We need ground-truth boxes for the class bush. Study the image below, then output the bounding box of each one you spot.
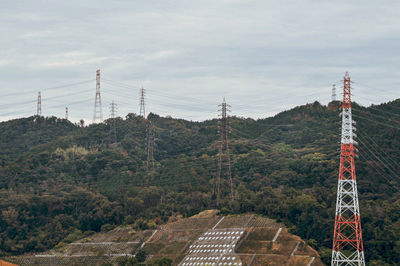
[101,224,115,232]
[63,229,84,243]
[116,257,138,266]
[153,258,172,266]
[135,248,147,262]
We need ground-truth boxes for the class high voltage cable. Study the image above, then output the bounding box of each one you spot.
[42,88,93,101]
[104,94,215,114]
[352,81,399,96]
[355,105,400,118]
[229,126,307,154]
[0,99,36,109]
[102,78,141,90]
[352,89,400,111]
[46,98,93,109]
[358,148,399,190]
[353,109,400,126]
[0,110,34,117]
[352,114,400,130]
[102,83,218,112]
[1,75,398,125]
[357,134,400,178]
[357,137,400,181]
[0,76,341,120]
[0,82,93,110]
[357,152,398,193]
[102,79,218,106]
[103,78,331,110]
[360,131,400,170]
[42,79,95,91]
[0,79,94,98]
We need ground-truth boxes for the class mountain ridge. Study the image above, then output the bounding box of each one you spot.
[0,99,399,265]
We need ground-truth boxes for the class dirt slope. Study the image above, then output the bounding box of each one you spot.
[6,210,324,266]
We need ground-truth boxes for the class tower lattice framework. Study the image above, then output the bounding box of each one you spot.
[139,87,146,118]
[93,69,103,123]
[146,120,155,172]
[110,101,118,144]
[332,84,337,102]
[37,91,42,116]
[215,97,234,205]
[332,72,365,266]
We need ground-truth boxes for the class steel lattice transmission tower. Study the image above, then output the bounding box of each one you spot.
[139,87,146,118]
[65,107,68,120]
[37,91,42,116]
[110,101,118,144]
[93,69,103,123]
[332,72,365,266]
[215,97,234,205]
[146,120,155,172]
[332,84,337,102]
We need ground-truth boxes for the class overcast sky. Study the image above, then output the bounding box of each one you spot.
[0,0,399,122]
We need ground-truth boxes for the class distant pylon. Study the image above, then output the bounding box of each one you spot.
[332,84,337,102]
[332,72,365,266]
[65,107,68,120]
[37,91,42,116]
[93,69,103,123]
[110,101,118,144]
[139,87,146,118]
[146,120,155,172]
[215,97,234,205]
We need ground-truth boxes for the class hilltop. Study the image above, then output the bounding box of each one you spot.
[0,99,399,265]
[7,211,324,265]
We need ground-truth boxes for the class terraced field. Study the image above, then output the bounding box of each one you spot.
[6,210,324,265]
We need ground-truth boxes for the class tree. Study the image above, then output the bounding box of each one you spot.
[135,248,147,263]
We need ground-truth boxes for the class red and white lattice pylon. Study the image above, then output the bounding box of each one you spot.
[332,72,365,266]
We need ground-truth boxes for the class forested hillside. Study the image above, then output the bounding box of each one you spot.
[0,100,399,265]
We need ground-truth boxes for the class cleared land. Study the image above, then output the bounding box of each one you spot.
[6,210,324,265]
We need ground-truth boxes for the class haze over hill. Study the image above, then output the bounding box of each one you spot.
[0,99,399,265]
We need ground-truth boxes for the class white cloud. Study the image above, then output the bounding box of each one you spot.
[0,60,14,67]
[0,0,399,122]
[33,51,109,68]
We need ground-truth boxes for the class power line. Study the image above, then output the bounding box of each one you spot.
[360,131,400,170]
[0,79,94,99]
[357,136,400,181]
[353,109,400,126]
[358,152,398,193]
[352,113,400,130]
[352,81,399,96]
[355,105,400,118]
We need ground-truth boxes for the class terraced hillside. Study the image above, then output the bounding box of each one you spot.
[6,210,324,265]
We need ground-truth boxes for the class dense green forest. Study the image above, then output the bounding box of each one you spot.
[0,100,399,265]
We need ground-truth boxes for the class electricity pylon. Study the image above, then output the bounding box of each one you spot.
[139,87,146,118]
[37,91,42,116]
[93,69,103,123]
[332,84,337,102]
[110,101,117,144]
[215,97,234,205]
[146,120,155,172]
[332,72,365,266]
